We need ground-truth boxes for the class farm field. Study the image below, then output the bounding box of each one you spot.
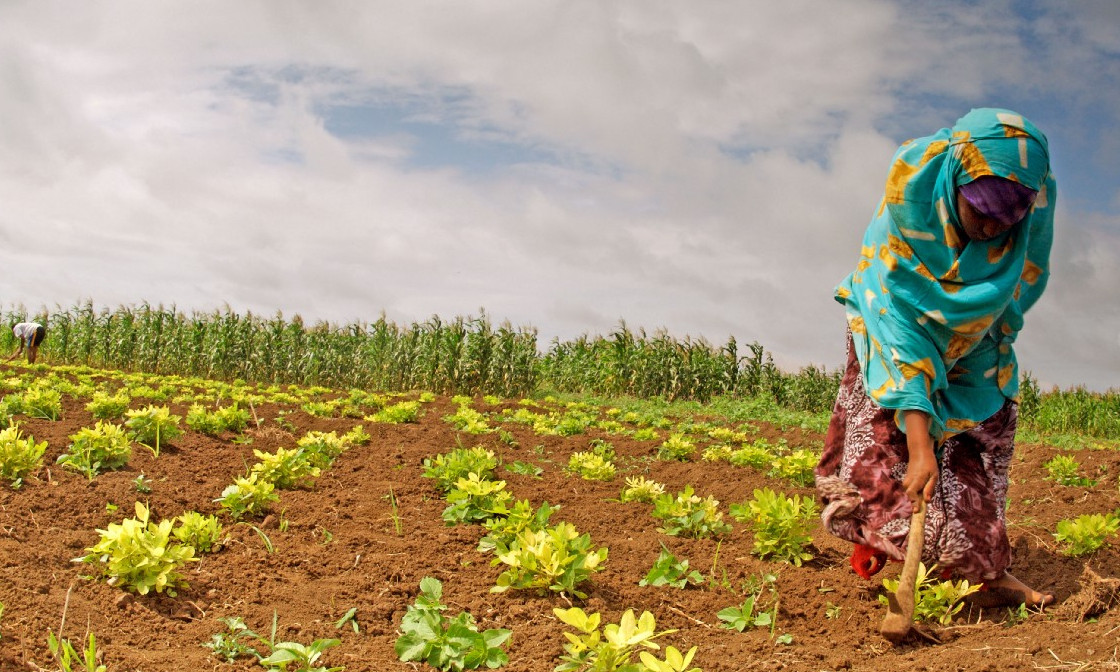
[0,362,1118,672]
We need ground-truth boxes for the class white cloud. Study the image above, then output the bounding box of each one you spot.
[0,0,1117,390]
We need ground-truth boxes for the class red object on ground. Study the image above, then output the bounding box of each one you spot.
[850,543,891,579]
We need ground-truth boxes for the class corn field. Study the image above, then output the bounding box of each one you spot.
[2,302,1117,437]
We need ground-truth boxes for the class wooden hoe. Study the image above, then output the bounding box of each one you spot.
[880,498,930,643]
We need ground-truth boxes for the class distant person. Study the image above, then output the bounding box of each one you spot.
[815,108,1056,608]
[7,321,47,364]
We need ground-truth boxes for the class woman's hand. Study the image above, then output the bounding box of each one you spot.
[902,410,938,503]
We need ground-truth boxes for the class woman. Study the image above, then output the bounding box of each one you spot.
[7,321,47,364]
[815,108,1055,607]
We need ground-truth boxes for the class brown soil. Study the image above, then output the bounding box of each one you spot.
[1,372,1119,672]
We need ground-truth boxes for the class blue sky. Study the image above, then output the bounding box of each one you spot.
[1,0,1118,390]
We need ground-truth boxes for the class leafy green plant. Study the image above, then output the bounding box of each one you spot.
[1043,454,1097,487]
[133,473,152,493]
[1053,511,1120,556]
[0,424,46,486]
[21,384,62,420]
[85,390,131,420]
[203,616,263,663]
[768,449,818,486]
[567,451,616,481]
[504,460,543,478]
[717,573,780,634]
[56,421,132,481]
[251,448,321,489]
[75,501,198,595]
[395,577,511,671]
[553,607,675,672]
[639,646,702,672]
[48,631,107,672]
[297,431,349,469]
[441,474,513,525]
[880,562,980,624]
[727,444,774,469]
[124,405,183,457]
[423,446,499,492]
[492,522,608,599]
[368,401,421,423]
[477,499,559,553]
[186,403,251,435]
[173,511,226,553]
[657,434,695,461]
[640,544,704,589]
[443,404,493,434]
[259,638,343,672]
[216,474,280,519]
[651,486,732,539]
[730,488,817,566]
[620,476,665,503]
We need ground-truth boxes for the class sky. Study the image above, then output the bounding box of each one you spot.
[1,1,1118,391]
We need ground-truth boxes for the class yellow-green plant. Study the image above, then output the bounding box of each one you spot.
[554,607,680,672]
[441,474,513,525]
[75,501,198,595]
[368,401,420,424]
[297,430,348,469]
[768,449,819,486]
[173,511,226,553]
[443,404,493,434]
[124,405,183,457]
[251,448,321,489]
[651,486,731,539]
[492,522,607,599]
[57,422,132,481]
[186,403,250,435]
[1043,454,1097,487]
[477,499,559,553]
[423,447,499,491]
[1053,511,1120,556]
[21,384,62,421]
[567,452,616,481]
[215,474,280,519]
[880,563,980,625]
[657,434,695,461]
[85,390,131,420]
[0,425,47,486]
[620,476,666,503]
[730,488,817,566]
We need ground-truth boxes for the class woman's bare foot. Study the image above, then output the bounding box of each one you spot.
[973,572,1055,608]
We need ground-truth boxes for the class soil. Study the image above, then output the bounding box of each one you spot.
[1,370,1119,672]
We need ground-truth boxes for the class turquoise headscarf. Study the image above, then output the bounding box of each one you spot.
[836,108,1056,441]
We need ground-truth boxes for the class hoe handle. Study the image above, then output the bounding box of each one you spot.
[880,498,927,642]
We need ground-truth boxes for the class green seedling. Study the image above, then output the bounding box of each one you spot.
[57,421,132,481]
[259,638,343,672]
[251,447,321,489]
[651,486,732,539]
[640,544,704,589]
[443,404,493,434]
[21,385,62,420]
[423,446,499,491]
[1043,454,1097,487]
[385,487,403,536]
[492,522,608,599]
[477,500,559,553]
[215,474,280,519]
[554,607,678,672]
[657,434,695,461]
[48,631,107,672]
[85,391,131,420]
[173,511,226,553]
[504,460,543,478]
[203,616,263,663]
[441,474,513,525]
[367,400,420,423]
[335,607,360,634]
[124,405,183,457]
[730,488,817,566]
[395,577,511,671]
[880,562,980,625]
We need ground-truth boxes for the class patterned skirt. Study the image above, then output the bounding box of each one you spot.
[814,334,1016,582]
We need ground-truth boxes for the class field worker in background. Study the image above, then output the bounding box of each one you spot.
[814,108,1056,609]
[7,321,47,364]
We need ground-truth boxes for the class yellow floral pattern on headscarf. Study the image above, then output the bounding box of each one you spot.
[836,108,1056,441]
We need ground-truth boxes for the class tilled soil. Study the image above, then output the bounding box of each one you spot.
[1,377,1118,672]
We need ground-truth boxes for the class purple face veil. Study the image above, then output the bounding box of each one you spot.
[958,175,1038,227]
